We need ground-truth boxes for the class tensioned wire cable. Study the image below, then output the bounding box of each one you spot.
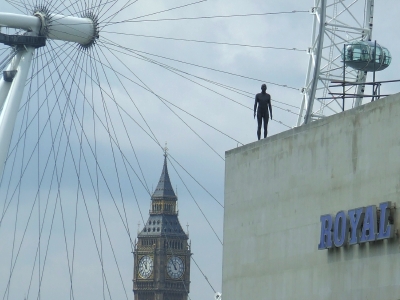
[90,44,148,224]
[39,44,80,300]
[99,42,298,122]
[57,40,225,253]
[6,0,228,227]
[119,45,299,117]
[78,44,246,145]
[0,44,75,229]
[90,46,135,300]
[99,39,299,119]
[64,44,226,210]
[0,0,302,296]
[0,1,150,294]
[85,48,225,281]
[4,47,38,300]
[88,43,225,245]
[102,10,309,27]
[102,31,307,52]
[47,43,138,259]
[168,157,222,245]
[100,0,206,24]
[95,40,226,162]
[90,44,225,258]
[99,0,140,24]
[1,43,83,300]
[0,42,93,298]
[46,41,125,299]
[98,28,303,92]
[97,41,289,143]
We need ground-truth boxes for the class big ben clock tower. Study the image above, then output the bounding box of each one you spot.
[133,150,191,300]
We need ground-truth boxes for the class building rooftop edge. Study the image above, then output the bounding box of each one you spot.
[226,92,400,157]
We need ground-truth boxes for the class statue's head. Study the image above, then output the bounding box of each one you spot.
[261,84,267,92]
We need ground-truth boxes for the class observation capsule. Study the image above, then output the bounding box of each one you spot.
[343,41,391,72]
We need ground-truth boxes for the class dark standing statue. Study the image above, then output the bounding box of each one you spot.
[254,84,273,140]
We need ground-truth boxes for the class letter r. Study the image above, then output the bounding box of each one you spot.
[318,214,333,250]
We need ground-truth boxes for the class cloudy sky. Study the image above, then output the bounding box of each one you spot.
[0,0,399,299]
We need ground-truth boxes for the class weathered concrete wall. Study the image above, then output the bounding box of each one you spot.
[223,93,400,300]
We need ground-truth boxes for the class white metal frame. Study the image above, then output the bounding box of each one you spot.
[298,0,375,126]
[0,12,96,176]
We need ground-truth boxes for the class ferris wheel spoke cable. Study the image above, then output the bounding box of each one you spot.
[91,44,135,251]
[102,9,309,27]
[126,47,300,117]
[95,42,226,162]
[191,255,216,294]
[0,45,71,229]
[168,157,223,245]
[47,43,136,252]
[19,44,69,113]
[41,47,81,300]
[57,46,154,204]
[54,43,222,294]
[5,0,26,14]
[131,48,298,124]
[100,0,140,25]
[104,0,207,25]
[85,42,226,246]
[100,38,299,93]
[67,44,252,211]
[3,49,38,300]
[129,47,299,92]
[102,31,307,52]
[48,49,152,205]
[44,47,86,300]
[1,46,82,297]
[4,40,151,232]
[97,0,130,24]
[89,45,151,197]
[0,1,260,292]
[4,44,76,170]
[45,46,125,299]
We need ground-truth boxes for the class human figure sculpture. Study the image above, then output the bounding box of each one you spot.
[254,84,273,140]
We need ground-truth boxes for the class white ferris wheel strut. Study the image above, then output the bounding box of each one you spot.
[0,11,98,177]
[297,0,375,126]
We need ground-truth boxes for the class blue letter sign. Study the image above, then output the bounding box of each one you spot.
[318,202,394,250]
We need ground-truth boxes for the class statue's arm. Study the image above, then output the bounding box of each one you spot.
[269,98,273,119]
[254,95,258,118]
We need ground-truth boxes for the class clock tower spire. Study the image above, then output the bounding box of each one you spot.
[133,151,191,300]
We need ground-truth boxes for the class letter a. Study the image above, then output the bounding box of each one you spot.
[360,205,377,243]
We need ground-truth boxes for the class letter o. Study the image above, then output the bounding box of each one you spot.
[334,211,349,247]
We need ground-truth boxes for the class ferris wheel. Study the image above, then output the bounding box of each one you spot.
[0,0,385,298]
[298,0,376,126]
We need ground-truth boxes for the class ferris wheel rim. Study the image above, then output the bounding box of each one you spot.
[298,0,375,126]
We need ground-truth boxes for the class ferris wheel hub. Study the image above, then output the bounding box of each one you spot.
[0,10,99,47]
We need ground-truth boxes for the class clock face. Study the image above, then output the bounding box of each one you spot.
[167,256,185,279]
[138,255,153,279]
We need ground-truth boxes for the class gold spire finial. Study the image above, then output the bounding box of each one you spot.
[164,142,168,157]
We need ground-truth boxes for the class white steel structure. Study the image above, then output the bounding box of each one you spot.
[0,12,97,177]
[298,0,375,125]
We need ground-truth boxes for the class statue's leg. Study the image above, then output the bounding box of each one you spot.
[264,116,269,138]
[257,113,262,140]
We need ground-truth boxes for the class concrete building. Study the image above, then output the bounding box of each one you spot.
[222,93,400,299]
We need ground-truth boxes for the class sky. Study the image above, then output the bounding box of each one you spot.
[0,0,400,300]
